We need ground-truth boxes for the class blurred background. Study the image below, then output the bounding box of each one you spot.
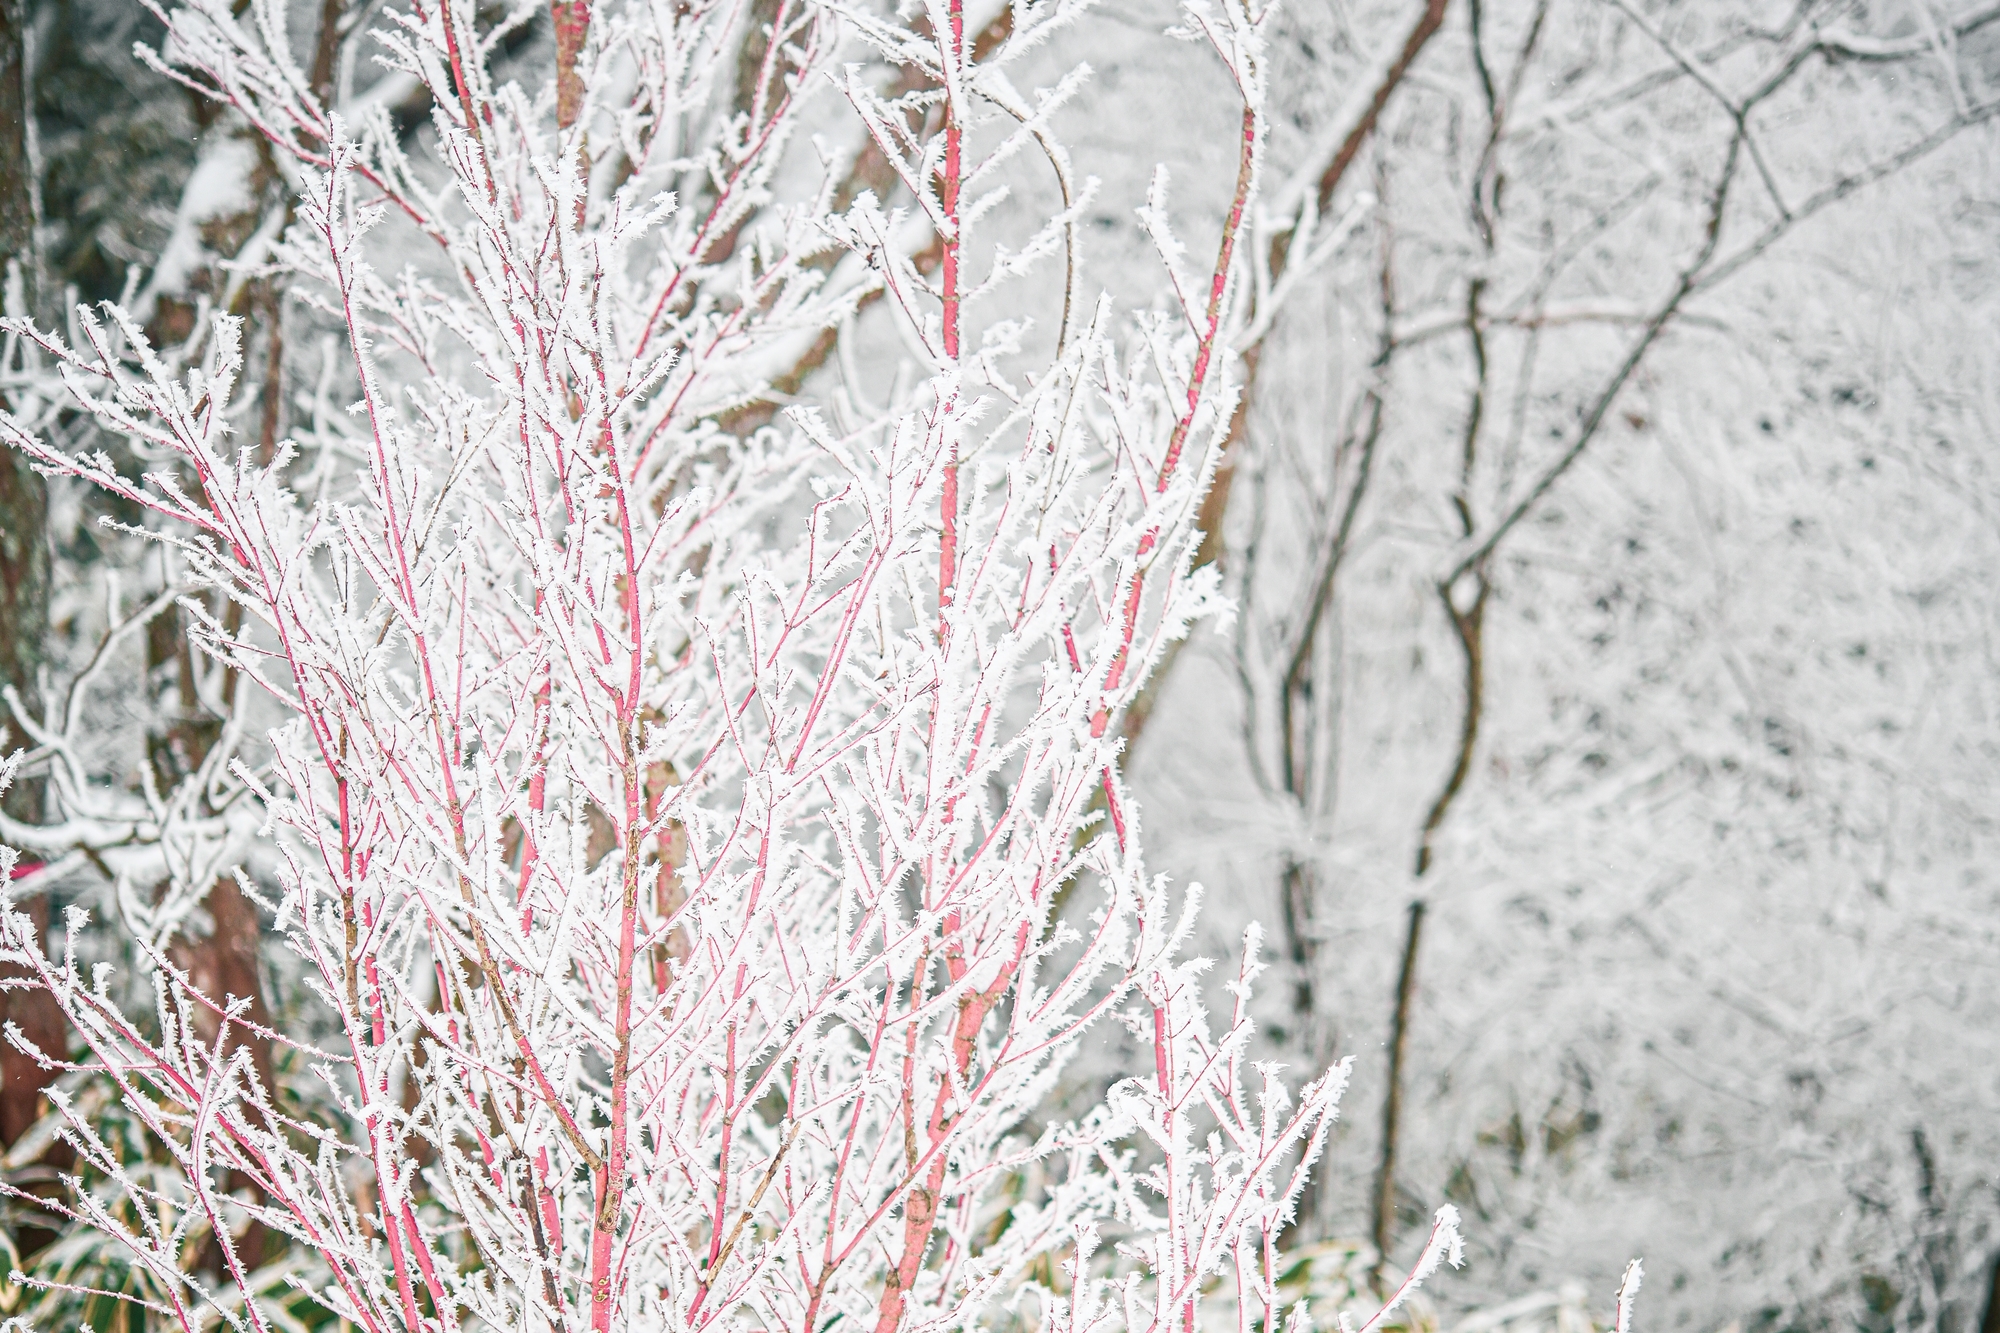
[0,2,1996,1331]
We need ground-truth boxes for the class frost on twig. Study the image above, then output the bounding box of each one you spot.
[0,0,1638,1329]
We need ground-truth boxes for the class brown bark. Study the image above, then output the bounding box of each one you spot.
[308,0,347,108]
[170,876,278,1266]
[0,893,63,1147]
[0,0,61,1158]
[554,0,590,129]
[155,622,282,1274]
[170,877,278,1106]
[0,892,69,1267]
[0,450,46,791]
[0,0,70,1283]
[1413,574,1486,877]
[0,0,42,736]
[1302,0,1447,256]
[158,542,280,1278]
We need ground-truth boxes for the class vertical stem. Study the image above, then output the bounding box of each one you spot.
[0,0,42,805]
[0,0,62,1216]
[1979,1249,2000,1333]
[1086,97,1260,743]
[1374,55,1495,1267]
[1371,898,1425,1292]
[1391,280,1473,1254]
[434,0,484,141]
[308,0,349,108]
[1156,104,1256,492]
[553,0,590,130]
[1152,1003,1193,1333]
[516,598,552,920]
[877,13,965,1319]
[589,482,647,1332]
[937,0,963,632]
[939,454,957,628]
[1414,274,1493,880]
[939,0,962,366]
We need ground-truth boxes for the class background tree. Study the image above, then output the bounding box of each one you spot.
[1125,1,2000,1329]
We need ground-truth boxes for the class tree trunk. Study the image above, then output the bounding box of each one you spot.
[0,0,45,757]
[1371,898,1425,1292]
[0,0,69,1284]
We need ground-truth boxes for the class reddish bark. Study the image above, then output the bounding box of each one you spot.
[0,891,64,1147]
[1119,0,1450,758]
[0,0,60,1163]
[554,0,590,129]
[170,876,279,1106]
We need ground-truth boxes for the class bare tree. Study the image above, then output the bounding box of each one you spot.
[1131,2,2000,1319]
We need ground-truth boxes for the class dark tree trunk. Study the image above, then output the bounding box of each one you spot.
[0,0,69,1282]
[0,0,45,746]
[1370,899,1426,1290]
[0,0,30,271]
[0,0,58,1146]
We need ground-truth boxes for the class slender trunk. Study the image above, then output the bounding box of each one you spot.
[1414,577,1487,876]
[876,7,965,1327]
[1373,265,1489,1282]
[1280,858,1332,1235]
[1280,860,1319,1025]
[0,890,68,1265]
[0,0,43,780]
[0,0,67,1280]
[0,0,56,1138]
[0,0,29,287]
[553,0,589,130]
[1370,898,1425,1291]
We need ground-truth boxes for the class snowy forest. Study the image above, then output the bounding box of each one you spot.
[0,0,1993,1330]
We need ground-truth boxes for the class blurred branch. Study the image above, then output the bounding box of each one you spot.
[1370,898,1426,1295]
[1450,91,2000,589]
[1695,96,2000,293]
[1265,0,1449,245]
[1120,0,1450,759]
[1808,2,2000,63]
